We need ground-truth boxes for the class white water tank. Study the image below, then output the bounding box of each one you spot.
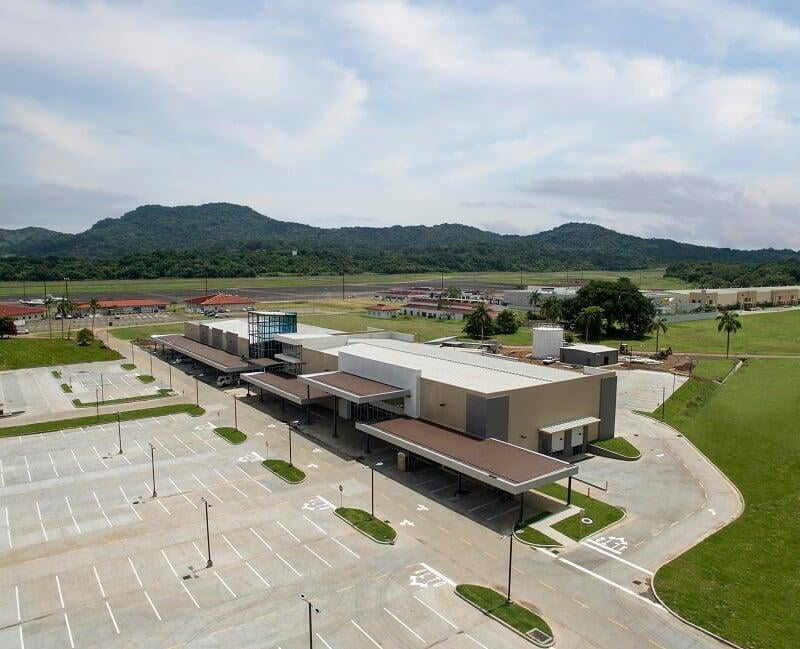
[532,325,564,359]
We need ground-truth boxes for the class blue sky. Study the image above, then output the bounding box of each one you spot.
[1,0,799,249]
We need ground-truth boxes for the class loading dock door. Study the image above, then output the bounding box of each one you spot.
[551,432,565,453]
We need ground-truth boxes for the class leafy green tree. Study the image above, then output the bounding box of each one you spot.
[527,290,541,310]
[462,303,494,340]
[576,306,604,342]
[716,311,742,358]
[76,328,94,346]
[0,317,17,338]
[494,309,519,334]
[444,286,461,298]
[44,296,53,339]
[649,316,669,352]
[573,278,655,337]
[539,296,563,322]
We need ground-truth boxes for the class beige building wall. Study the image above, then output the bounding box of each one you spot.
[304,349,339,374]
[504,376,600,450]
[419,379,468,431]
[184,322,200,342]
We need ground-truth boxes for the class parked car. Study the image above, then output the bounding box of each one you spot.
[542,356,557,365]
[216,375,236,387]
[15,328,30,335]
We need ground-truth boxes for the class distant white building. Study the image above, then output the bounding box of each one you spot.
[503,286,579,310]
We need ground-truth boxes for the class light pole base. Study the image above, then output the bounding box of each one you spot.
[206,559,213,569]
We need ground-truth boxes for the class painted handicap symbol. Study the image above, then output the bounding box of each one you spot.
[399,519,415,527]
[416,504,429,512]
[237,451,265,463]
[302,496,334,512]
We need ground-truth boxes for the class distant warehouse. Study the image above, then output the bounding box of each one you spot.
[75,298,168,315]
[560,343,619,367]
[183,293,257,313]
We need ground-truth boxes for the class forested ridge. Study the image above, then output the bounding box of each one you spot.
[1,203,797,281]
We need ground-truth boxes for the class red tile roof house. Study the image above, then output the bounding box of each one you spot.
[182,293,257,313]
[402,299,502,321]
[0,303,46,323]
[75,298,168,315]
[365,303,402,318]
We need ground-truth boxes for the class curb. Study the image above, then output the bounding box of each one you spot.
[454,588,554,647]
[629,410,746,648]
[333,510,395,545]
[587,443,640,462]
[513,529,562,549]
[261,461,306,484]
[213,428,247,445]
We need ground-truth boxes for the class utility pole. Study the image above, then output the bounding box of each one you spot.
[341,263,345,301]
[202,497,212,568]
[661,386,666,420]
[149,444,157,497]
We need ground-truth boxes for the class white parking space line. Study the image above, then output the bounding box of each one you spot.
[93,566,106,597]
[315,632,334,649]
[351,620,382,647]
[486,505,520,521]
[331,537,360,559]
[106,601,121,633]
[213,469,248,497]
[215,572,236,598]
[191,542,207,563]
[4,507,11,549]
[23,456,31,483]
[192,474,223,503]
[304,545,332,568]
[221,534,244,559]
[15,585,24,648]
[70,450,84,473]
[93,446,108,469]
[156,499,171,515]
[429,481,457,494]
[47,453,59,477]
[302,514,326,535]
[383,607,425,643]
[250,527,273,551]
[169,478,199,509]
[55,575,66,608]
[180,581,200,608]
[412,595,457,629]
[275,553,302,577]
[277,521,300,543]
[35,502,48,541]
[128,557,143,587]
[161,549,179,578]
[245,561,270,588]
[581,540,655,575]
[468,496,503,512]
[465,633,490,648]
[154,438,175,458]
[143,591,161,620]
[64,613,75,648]
[64,496,81,533]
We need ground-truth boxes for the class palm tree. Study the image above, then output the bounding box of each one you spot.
[61,299,76,340]
[44,296,53,339]
[89,298,100,336]
[576,306,604,342]
[649,316,669,352]
[463,303,493,341]
[56,300,67,338]
[539,296,563,322]
[527,290,542,311]
[716,311,742,358]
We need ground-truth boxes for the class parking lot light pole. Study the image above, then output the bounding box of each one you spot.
[201,497,212,568]
[233,394,238,431]
[195,377,199,406]
[149,352,153,376]
[168,363,172,389]
[149,443,157,497]
[130,341,134,365]
[506,528,514,604]
[289,420,300,466]
[95,388,100,422]
[117,412,123,454]
[100,373,104,404]
[300,594,320,649]
[367,461,384,519]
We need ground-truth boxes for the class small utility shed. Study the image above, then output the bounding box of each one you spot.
[560,343,619,367]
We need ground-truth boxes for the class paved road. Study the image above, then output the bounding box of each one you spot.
[0,333,742,648]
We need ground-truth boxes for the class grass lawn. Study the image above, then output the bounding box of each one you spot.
[335,507,397,543]
[0,268,683,298]
[0,404,205,437]
[72,388,173,408]
[690,358,737,382]
[536,483,624,540]
[52,370,61,378]
[653,360,799,648]
[213,427,247,444]
[120,363,136,370]
[262,459,305,483]
[299,312,533,345]
[590,436,641,459]
[514,512,561,546]
[60,383,72,393]
[600,309,800,356]
[109,322,187,341]
[0,338,122,370]
[137,374,156,384]
[456,584,552,637]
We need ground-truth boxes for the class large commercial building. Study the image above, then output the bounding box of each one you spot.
[502,286,579,310]
[75,298,168,315]
[560,343,619,367]
[666,286,800,311]
[0,303,45,324]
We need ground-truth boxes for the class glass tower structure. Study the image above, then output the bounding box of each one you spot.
[247,311,297,358]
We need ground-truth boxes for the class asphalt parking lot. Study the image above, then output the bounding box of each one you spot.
[0,411,530,649]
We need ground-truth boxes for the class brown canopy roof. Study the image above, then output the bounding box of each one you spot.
[298,371,410,403]
[153,335,253,372]
[358,417,576,493]
[241,372,329,405]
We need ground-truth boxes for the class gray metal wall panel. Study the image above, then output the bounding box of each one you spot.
[599,375,618,440]
[485,395,509,442]
[465,393,486,439]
